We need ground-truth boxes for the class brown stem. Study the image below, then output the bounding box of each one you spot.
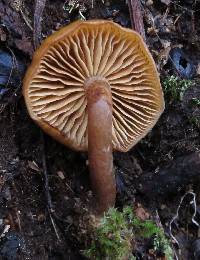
[128,0,146,41]
[85,78,116,215]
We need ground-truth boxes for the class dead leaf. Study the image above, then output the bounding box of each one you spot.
[160,0,171,5]
[37,213,46,222]
[135,203,150,220]
[146,0,153,6]
[28,161,40,172]
[57,170,65,180]
[157,45,171,71]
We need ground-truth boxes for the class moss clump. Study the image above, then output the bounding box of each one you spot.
[84,207,134,260]
[84,206,173,260]
[153,232,174,260]
[191,98,200,106]
[163,75,193,102]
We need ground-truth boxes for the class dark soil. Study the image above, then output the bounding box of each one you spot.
[0,0,200,259]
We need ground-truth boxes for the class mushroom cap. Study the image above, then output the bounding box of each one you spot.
[23,20,164,152]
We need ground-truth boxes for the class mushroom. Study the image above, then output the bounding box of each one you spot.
[23,20,164,214]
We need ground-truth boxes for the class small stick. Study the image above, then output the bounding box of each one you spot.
[0,225,10,238]
[40,131,62,241]
[127,0,146,41]
[33,0,46,49]
[169,191,199,246]
[168,191,199,260]
[20,9,33,31]
[40,131,54,213]
[49,212,61,242]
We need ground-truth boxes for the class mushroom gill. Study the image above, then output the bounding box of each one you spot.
[25,20,164,153]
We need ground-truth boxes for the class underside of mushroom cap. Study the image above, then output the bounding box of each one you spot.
[23,20,164,152]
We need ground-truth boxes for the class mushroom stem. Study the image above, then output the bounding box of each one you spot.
[86,78,116,214]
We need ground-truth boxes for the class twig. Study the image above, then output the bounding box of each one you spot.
[5,47,16,89]
[169,191,199,247]
[33,0,46,49]
[49,213,61,242]
[40,131,63,241]
[20,9,33,31]
[40,136,71,224]
[40,131,54,213]
[155,210,178,260]
[0,225,10,238]
[127,0,146,41]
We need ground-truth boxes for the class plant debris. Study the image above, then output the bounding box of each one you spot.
[33,0,46,49]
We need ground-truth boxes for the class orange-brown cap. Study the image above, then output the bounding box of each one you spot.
[23,20,164,152]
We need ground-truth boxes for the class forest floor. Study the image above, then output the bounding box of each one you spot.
[0,0,200,259]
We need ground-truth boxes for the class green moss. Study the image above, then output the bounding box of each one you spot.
[153,232,174,260]
[191,98,200,106]
[162,75,193,102]
[84,207,173,260]
[84,207,134,260]
[189,116,200,128]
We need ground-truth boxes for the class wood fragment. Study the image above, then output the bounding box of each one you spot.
[127,0,146,41]
[33,0,46,49]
